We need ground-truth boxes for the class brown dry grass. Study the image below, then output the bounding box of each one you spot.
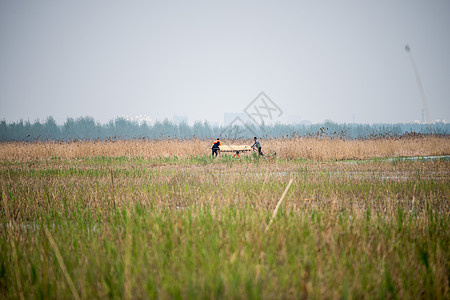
[0,136,449,161]
[269,136,450,160]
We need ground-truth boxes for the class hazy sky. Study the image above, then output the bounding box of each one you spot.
[1,0,449,125]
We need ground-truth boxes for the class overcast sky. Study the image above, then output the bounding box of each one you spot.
[1,0,449,125]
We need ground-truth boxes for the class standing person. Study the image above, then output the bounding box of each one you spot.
[212,138,221,157]
[251,137,264,156]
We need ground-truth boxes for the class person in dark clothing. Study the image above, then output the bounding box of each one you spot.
[251,137,264,156]
[212,138,221,156]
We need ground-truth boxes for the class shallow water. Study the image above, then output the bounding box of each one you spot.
[385,155,450,162]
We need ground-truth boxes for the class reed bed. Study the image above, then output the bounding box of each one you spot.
[269,136,450,160]
[0,135,449,161]
[1,152,449,299]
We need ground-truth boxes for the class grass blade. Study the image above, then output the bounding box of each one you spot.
[265,178,294,232]
[44,227,80,300]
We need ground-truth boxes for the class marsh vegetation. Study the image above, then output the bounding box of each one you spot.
[1,137,449,299]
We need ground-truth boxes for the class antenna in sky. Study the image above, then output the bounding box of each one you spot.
[405,45,432,132]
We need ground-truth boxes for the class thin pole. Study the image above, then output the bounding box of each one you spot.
[405,45,432,133]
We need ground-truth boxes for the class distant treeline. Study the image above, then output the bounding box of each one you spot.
[1,116,449,141]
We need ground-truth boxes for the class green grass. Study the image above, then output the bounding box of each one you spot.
[1,156,449,299]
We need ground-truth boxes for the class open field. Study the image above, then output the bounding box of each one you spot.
[1,137,449,299]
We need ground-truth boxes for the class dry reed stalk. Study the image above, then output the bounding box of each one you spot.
[2,188,25,300]
[110,169,116,209]
[265,178,294,232]
[123,209,132,300]
[44,227,80,300]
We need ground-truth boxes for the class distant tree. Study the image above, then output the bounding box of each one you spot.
[43,116,61,140]
[113,117,130,138]
[63,118,77,140]
[8,120,25,140]
[193,121,210,139]
[137,122,150,138]
[178,121,192,139]
[77,116,97,140]
[162,119,177,138]
[1,116,449,141]
[31,120,44,140]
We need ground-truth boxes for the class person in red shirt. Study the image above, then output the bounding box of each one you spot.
[212,138,221,157]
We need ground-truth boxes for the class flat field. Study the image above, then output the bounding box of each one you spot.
[1,137,449,299]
